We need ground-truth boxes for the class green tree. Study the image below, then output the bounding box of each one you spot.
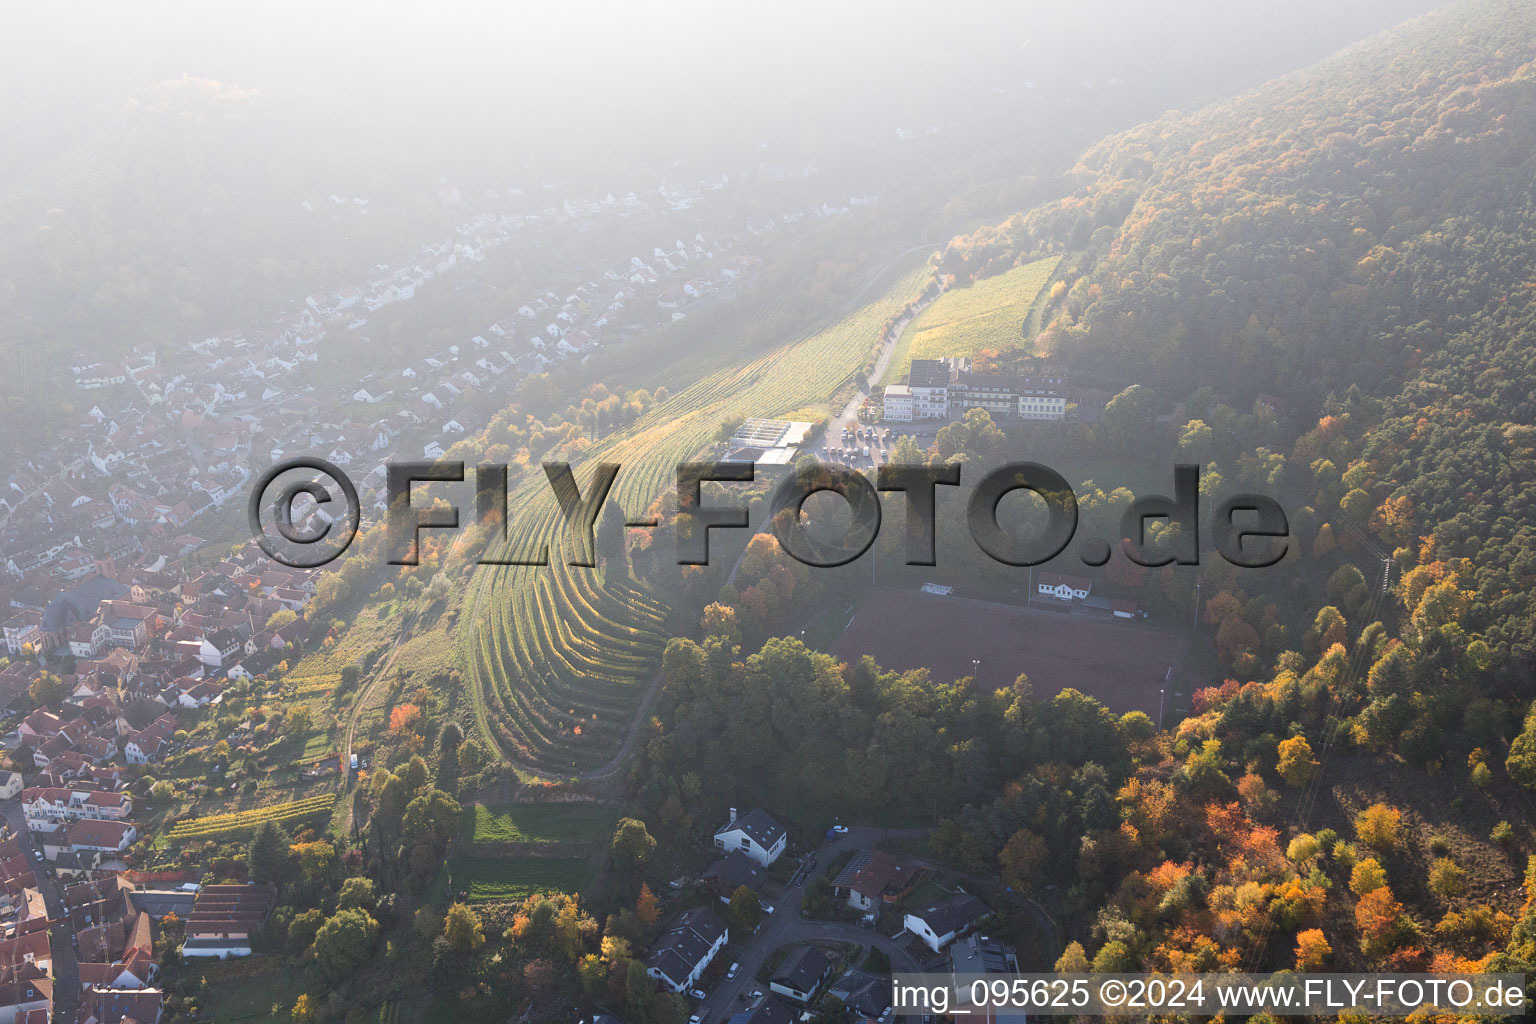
[610,818,657,866]
[313,908,379,980]
[443,902,485,954]
[247,820,290,884]
[287,908,324,955]
[398,754,431,795]
[402,788,461,844]
[1427,857,1466,899]
[625,958,653,1020]
[1508,703,1536,790]
[337,876,376,912]
[27,672,66,707]
[727,885,763,933]
[1100,385,1155,453]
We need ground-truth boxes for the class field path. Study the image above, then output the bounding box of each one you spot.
[340,609,419,832]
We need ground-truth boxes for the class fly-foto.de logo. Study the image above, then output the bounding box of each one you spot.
[249,458,1289,571]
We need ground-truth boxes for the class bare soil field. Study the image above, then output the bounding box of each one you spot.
[833,588,1191,718]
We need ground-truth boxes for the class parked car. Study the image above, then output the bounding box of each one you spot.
[727,962,740,980]
[832,825,849,834]
[689,987,707,1000]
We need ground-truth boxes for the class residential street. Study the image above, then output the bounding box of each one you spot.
[2,800,80,1022]
[692,826,931,1023]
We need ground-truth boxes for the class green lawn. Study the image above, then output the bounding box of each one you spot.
[447,855,593,903]
[186,961,306,1021]
[463,801,619,844]
[882,255,1061,384]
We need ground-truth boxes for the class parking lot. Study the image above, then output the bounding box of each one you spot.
[814,415,945,471]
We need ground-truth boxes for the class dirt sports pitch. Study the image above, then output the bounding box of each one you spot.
[833,589,1191,718]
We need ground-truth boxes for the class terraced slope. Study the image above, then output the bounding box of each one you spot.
[461,261,928,775]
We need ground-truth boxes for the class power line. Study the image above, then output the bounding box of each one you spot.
[1241,550,1391,975]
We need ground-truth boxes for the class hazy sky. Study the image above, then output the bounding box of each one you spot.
[4,1,1441,174]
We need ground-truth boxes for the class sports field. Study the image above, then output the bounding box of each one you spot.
[833,588,1188,718]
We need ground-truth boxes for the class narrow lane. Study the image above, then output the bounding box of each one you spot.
[3,801,80,1021]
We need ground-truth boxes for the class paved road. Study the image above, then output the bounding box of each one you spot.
[693,826,931,1023]
[2,802,79,1022]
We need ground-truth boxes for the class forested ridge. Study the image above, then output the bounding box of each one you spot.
[943,0,1536,683]
[632,1,1536,980]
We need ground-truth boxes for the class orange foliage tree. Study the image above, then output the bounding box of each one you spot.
[389,703,422,733]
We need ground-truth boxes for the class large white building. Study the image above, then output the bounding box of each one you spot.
[882,357,1067,423]
[1036,572,1092,602]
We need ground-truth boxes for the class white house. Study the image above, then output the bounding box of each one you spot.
[644,907,728,993]
[903,893,989,952]
[769,945,833,1003]
[0,771,21,800]
[714,808,786,867]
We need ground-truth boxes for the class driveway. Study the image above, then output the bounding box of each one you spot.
[2,801,79,1021]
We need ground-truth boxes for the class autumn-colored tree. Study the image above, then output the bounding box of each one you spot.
[1236,772,1278,813]
[1216,617,1261,667]
[389,703,422,733]
[1286,834,1321,865]
[1307,606,1348,658]
[1354,803,1402,850]
[291,840,334,882]
[1427,857,1466,899]
[1276,735,1319,788]
[700,602,740,646]
[1203,590,1243,627]
[1295,928,1332,970]
[600,934,631,963]
[1055,941,1090,973]
[523,957,557,993]
[635,882,660,927]
[1350,858,1387,896]
[1371,494,1414,547]
[999,829,1049,894]
[1354,886,1404,956]
[443,902,485,954]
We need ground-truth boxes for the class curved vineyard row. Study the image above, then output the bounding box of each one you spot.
[167,794,337,842]
[460,260,929,775]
